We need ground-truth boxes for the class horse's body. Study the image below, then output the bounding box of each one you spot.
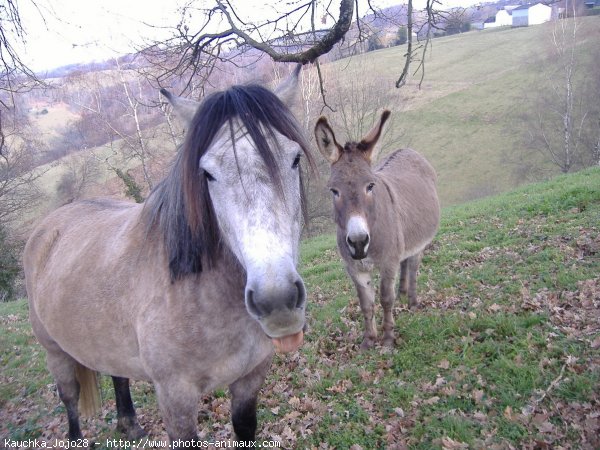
[24,67,313,445]
[315,111,440,349]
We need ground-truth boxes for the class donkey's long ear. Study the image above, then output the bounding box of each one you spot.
[359,110,391,163]
[315,117,343,164]
[274,64,302,106]
[160,89,200,128]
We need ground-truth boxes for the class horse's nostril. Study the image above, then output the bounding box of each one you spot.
[245,289,263,318]
[295,280,306,309]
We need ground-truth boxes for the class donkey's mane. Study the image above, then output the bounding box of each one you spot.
[144,84,313,281]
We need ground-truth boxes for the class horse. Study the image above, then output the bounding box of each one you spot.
[23,66,315,446]
[314,110,440,349]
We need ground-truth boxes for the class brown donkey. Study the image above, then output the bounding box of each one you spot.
[315,111,440,349]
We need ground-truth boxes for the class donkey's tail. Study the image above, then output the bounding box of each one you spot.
[75,363,101,417]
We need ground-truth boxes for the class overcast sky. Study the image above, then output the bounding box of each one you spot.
[18,0,483,72]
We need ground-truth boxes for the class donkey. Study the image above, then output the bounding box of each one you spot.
[315,110,440,349]
[23,66,314,446]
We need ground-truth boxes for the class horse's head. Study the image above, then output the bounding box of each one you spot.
[162,66,313,353]
[315,111,391,260]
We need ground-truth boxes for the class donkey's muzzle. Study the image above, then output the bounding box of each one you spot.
[245,277,306,348]
[347,233,370,260]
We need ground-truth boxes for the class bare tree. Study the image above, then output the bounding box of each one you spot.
[56,153,100,205]
[139,0,440,102]
[524,10,598,174]
[0,0,44,155]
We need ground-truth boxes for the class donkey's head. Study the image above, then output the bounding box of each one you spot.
[315,111,390,260]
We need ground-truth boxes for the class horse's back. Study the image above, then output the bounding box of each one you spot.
[24,198,150,375]
[24,198,141,280]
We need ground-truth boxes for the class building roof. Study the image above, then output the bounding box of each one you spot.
[513,3,551,10]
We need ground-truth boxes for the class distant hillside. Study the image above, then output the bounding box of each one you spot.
[16,16,599,234]
[318,16,600,206]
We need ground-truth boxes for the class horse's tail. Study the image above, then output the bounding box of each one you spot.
[75,363,101,417]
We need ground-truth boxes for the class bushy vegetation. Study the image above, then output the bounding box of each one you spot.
[0,226,20,302]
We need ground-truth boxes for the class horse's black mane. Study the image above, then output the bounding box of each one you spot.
[144,84,313,281]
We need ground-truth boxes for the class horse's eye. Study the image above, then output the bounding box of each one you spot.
[330,188,340,198]
[204,170,216,182]
[366,182,375,193]
[292,153,301,169]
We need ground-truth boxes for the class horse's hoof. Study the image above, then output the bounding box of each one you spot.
[117,417,147,440]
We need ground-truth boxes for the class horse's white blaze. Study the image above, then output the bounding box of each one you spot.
[200,121,304,335]
[346,215,370,255]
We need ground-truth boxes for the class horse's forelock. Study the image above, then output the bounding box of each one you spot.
[147,84,315,281]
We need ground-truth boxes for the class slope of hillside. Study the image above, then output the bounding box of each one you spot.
[2,168,598,448]
[321,17,600,206]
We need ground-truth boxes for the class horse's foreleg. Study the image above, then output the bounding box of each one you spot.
[112,376,146,439]
[46,351,83,441]
[351,271,377,350]
[380,269,398,347]
[229,355,271,443]
[407,253,423,309]
[155,381,200,447]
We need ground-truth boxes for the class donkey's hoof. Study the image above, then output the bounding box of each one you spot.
[360,338,376,350]
[382,336,396,347]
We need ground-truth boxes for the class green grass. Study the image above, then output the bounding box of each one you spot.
[1,169,599,448]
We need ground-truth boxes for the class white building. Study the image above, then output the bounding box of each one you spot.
[483,5,519,28]
[512,3,553,27]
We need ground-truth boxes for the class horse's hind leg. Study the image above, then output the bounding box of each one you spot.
[229,355,271,443]
[46,350,84,440]
[112,377,146,439]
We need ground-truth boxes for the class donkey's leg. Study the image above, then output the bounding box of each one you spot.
[380,268,399,347]
[229,355,271,443]
[155,380,200,447]
[46,350,83,441]
[407,253,423,310]
[350,270,378,349]
[112,376,146,439]
[397,259,409,298]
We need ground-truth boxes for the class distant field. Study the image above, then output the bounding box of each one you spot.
[21,17,599,230]
[2,167,598,448]
[319,17,600,206]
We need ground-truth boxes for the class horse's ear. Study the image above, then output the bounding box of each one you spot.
[360,110,391,163]
[274,64,302,106]
[315,116,343,164]
[160,89,200,127]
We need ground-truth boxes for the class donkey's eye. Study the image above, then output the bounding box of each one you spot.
[204,170,216,182]
[292,153,301,169]
[330,188,340,198]
[366,182,375,193]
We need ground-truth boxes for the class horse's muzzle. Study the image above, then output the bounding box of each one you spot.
[245,277,306,352]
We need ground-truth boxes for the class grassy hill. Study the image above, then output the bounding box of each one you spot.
[320,17,600,206]
[2,168,598,448]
